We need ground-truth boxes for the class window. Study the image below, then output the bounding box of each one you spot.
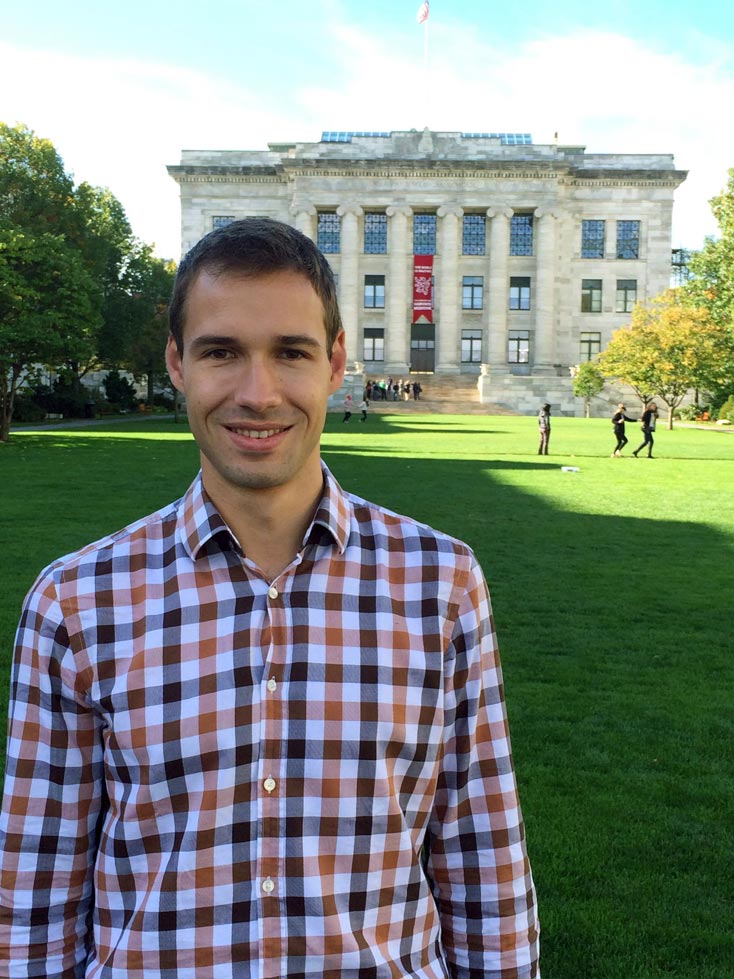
[461,329,483,363]
[616,279,637,313]
[317,212,340,253]
[509,277,531,310]
[581,279,602,313]
[581,220,605,258]
[363,328,384,362]
[510,214,533,256]
[364,275,385,309]
[580,332,601,361]
[462,214,486,255]
[212,215,235,230]
[413,214,436,255]
[617,220,640,259]
[364,212,387,254]
[508,331,529,364]
[462,276,484,310]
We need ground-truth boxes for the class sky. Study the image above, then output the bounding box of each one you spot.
[2,0,733,260]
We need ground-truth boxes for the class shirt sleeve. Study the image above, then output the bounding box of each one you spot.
[426,557,540,979]
[0,569,105,978]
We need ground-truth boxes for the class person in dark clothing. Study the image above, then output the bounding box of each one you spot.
[611,403,637,456]
[537,403,551,455]
[633,401,659,457]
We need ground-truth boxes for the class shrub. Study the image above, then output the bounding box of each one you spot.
[33,379,89,418]
[103,371,139,411]
[717,395,734,424]
[11,394,47,423]
[675,405,700,421]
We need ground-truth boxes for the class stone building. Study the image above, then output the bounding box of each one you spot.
[167,129,686,414]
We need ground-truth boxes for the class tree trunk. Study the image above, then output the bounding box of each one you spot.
[146,372,155,405]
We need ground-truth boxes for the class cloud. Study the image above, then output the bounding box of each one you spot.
[2,25,733,258]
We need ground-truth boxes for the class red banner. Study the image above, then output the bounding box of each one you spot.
[412,255,433,323]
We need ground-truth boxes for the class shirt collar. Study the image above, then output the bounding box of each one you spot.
[308,462,350,555]
[178,465,350,561]
[178,473,240,560]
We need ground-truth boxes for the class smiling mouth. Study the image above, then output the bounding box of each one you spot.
[227,425,288,439]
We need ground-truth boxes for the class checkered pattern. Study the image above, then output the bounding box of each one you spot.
[0,466,539,978]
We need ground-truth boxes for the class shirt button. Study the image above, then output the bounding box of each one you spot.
[267,585,279,600]
[267,677,277,693]
[262,877,275,894]
[263,777,276,793]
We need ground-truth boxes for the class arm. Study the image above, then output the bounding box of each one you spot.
[426,560,540,978]
[0,570,105,977]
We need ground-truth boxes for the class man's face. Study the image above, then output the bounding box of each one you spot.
[166,269,346,503]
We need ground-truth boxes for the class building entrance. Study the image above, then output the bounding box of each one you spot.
[410,323,435,372]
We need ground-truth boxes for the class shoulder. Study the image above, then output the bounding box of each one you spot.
[343,489,477,573]
[26,496,182,604]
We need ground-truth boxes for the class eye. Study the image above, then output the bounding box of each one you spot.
[279,348,310,361]
[204,348,235,361]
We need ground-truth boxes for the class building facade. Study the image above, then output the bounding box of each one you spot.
[167,130,686,414]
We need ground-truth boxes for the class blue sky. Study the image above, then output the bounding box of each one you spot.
[2,0,733,258]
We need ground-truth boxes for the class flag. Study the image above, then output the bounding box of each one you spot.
[417,1,429,24]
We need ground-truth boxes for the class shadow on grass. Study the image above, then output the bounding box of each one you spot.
[2,428,734,978]
[322,447,734,979]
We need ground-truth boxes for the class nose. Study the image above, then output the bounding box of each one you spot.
[232,357,283,413]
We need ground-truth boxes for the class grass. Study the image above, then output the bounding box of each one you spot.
[2,414,733,978]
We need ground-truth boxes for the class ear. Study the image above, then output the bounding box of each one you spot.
[328,330,347,393]
[165,336,185,394]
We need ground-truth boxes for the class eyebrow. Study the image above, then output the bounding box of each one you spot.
[188,333,325,352]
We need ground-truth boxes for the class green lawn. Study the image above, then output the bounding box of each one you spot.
[2,414,733,978]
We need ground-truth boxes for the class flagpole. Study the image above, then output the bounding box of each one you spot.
[417,1,430,125]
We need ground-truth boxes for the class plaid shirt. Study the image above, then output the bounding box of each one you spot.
[1,466,539,979]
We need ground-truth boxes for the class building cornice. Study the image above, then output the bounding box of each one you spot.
[168,162,687,188]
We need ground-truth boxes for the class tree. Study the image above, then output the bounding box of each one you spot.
[0,123,75,236]
[0,228,99,441]
[0,122,174,436]
[683,169,734,409]
[685,169,734,330]
[570,361,605,417]
[599,289,727,429]
[96,245,176,400]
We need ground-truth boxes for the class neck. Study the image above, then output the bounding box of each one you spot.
[202,464,324,581]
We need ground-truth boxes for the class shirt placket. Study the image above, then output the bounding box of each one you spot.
[257,565,296,978]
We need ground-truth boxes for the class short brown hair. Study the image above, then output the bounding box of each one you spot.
[169,217,343,354]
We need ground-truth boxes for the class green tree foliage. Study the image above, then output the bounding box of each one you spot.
[683,169,734,409]
[599,289,727,429]
[685,168,734,329]
[570,361,605,418]
[0,122,176,437]
[99,246,176,397]
[0,123,75,235]
[0,229,98,441]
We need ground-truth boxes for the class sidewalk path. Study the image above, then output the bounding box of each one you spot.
[11,413,177,433]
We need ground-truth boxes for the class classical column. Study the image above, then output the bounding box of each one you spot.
[289,203,316,240]
[336,203,363,370]
[533,207,560,371]
[486,206,513,370]
[385,205,412,374]
[435,204,463,373]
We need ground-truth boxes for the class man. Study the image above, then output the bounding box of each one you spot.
[0,218,539,978]
[537,403,551,455]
